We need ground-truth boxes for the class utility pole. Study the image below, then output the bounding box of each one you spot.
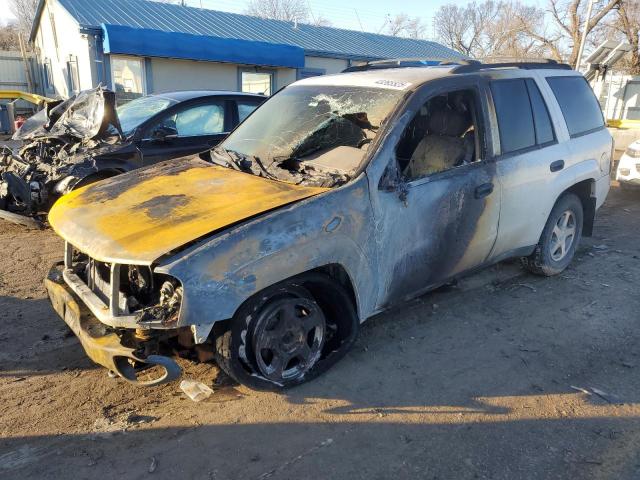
[575,0,595,70]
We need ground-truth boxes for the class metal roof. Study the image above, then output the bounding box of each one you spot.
[35,0,463,62]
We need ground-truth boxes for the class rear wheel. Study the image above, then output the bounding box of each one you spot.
[214,273,359,390]
[522,193,583,276]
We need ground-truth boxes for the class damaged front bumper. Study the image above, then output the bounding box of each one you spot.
[44,262,182,386]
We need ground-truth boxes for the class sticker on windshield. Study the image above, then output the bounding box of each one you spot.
[374,79,411,90]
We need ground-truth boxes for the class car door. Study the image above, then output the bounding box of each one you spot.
[487,75,572,260]
[369,77,501,309]
[138,99,231,165]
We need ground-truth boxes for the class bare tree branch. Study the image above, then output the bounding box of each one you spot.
[246,0,309,23]
[8,0,39,33]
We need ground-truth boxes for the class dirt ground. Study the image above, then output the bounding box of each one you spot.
[1,184,639,480]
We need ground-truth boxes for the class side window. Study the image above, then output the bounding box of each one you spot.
[525,79,555,146]
[490,79,535,154]
[546,76,604,137]
[237,99,262,123]
[154,102,225,137]
[398,88,483,181]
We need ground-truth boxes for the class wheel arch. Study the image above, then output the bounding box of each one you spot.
[305,264,359,318]
[563,178,596,237]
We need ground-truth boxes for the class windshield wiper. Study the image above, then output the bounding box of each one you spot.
[212,146,278,180]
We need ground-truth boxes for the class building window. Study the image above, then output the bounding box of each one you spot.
[240,69,274,96]
[111,55,146,104]
[43,58,53,91]
[67,55,80,95]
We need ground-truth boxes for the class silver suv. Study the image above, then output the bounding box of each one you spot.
[45,59,612,389]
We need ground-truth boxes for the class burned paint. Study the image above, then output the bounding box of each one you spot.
[137,194,190,219]
[48,158,329,264]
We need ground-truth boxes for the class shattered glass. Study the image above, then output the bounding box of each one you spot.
[215,85,405,187]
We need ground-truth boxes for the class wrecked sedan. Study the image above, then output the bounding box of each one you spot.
[44,62,611,389]
[0,87,264,226]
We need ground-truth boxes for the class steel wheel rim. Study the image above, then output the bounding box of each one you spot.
[550,210,576,262]
[252,297,326,383]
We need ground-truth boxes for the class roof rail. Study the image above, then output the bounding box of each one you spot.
[342,58,480,73]
[452,59,572,74]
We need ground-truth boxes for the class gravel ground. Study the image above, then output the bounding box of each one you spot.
[0,183,639,480]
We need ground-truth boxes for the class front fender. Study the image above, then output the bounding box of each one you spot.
[156,176,377,341]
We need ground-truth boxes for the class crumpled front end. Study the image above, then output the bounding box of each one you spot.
[44,242,188,386]
[0,87,123,226]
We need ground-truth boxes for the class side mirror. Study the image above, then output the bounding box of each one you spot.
[378,162,401,192]
[379,162,409,205]
[151,125,179,141]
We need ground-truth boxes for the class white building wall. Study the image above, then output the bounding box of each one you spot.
[150,58,238,92]
[32,0,93,98]
[150,58,298,93]
[304,56,349,74]
[276,68,297,89]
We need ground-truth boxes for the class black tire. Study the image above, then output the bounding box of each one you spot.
[214,273,359,390]
[522,193,583,276]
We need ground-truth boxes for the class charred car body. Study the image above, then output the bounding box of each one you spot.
[0,87,264,226]
[45,60,612,389]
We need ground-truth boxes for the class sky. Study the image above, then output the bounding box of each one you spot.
[0,0,16,24]
[0,0,546,34]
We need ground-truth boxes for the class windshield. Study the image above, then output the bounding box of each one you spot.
[216,85,405,187]
[116,95,177,135]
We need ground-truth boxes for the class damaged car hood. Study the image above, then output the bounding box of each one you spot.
[48,157,329,265]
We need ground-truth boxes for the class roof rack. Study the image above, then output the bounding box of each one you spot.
[342,58,480,73]
[452,59,572,74]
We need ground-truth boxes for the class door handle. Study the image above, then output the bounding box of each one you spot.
[550,160,565,172]
[474,182,494,199]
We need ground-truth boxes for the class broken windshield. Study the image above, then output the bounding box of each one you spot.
[216,85,405,187]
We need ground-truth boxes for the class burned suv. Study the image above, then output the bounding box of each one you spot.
[45,60,612,389]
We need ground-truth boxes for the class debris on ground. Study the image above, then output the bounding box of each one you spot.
[179,379,214,402]
[148,456,158,473]
[570,385,622,404]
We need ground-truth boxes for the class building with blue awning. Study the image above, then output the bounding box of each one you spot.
[29,0,463,101]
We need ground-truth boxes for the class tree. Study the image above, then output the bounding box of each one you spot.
[385,13,427,39]
[0,20,21,51]
[246,0,310,23]
[434,1,548,59]
[8,0,39,33]
[516,0,622,65]
[615,0,639,74]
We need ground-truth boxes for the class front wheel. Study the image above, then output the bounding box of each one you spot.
[522,193,583,276]
[214,273,359,390]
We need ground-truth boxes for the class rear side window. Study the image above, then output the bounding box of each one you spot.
[526,79,555,145]
[546,76,604,137]
[237,99,262,123]
[490,79,535,154]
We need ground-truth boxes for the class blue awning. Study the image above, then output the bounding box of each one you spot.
[101,24,305,69]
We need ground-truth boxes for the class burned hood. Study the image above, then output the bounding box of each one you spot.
[48,157,329,265]
[13,86,122,141]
